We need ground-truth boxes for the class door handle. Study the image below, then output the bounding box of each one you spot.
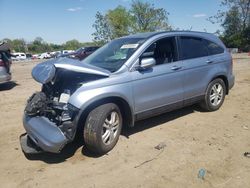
[206,60,213,64]
[171,66,182,71]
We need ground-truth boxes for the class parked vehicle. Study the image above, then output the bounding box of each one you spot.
[50,51,61,58]
[59,47,99,60]
[26,53,33,60]
[0,42,12,84]
[57,50,75,58]
[74,46,99,60]
[12,52,26,61]
[20,31,235,155]
[38,52,51,59]
[32,54,39,59]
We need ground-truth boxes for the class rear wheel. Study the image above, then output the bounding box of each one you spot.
[83,103,122,154]
[200,78,226,111]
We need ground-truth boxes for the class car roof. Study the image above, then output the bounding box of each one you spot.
[123,31,215,39]
[121,31,223,47]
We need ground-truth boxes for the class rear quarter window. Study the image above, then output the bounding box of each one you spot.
[205,40,224,55]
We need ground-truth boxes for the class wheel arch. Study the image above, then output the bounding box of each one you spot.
[76,96,134,133]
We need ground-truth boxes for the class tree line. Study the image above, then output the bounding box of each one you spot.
[92,0,171,45]
[2,0,249,53]
[93,0,250,51]
[1,37,95,54]
[209,0,250,51]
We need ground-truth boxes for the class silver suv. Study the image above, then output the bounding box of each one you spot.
[20,31,235,155]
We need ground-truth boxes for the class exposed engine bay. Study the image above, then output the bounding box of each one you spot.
[20,57,111,153]
[24,62,110,140]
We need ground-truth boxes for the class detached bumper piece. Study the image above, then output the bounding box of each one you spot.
[21,114,68,153]
[20,133,42,154]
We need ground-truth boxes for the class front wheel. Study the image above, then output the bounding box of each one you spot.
[200,78,226,111]
[83,103,122,154]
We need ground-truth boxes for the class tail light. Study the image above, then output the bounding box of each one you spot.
[0,59,4,67]
[0,54,3,66]
[0,59,11,67]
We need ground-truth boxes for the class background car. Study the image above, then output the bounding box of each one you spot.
[38,52,51,59]
[62,50,75,54]
[32,54,39,59]
[12,52,26,61]
[74,46,99,60]
[25,53,33,60]
[0,43,12,84]
[58,46,99,60]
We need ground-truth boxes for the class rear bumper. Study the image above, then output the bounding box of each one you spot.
[21,114,68,153]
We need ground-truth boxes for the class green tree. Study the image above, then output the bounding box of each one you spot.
[222,6,242,36]
[222,0,250,30]
[107,6,131,39]
[34,37,44,44]
[209,0,250,50]
[209,0,250,30]
[130,0,171,32]
[92,11,112,45]
[64,39,82,50]
[92,0,171,44]
[81,42,96,47]
[1,37,97,54]
[50,43,63,51]
[241,25,250,50]
[28,37,52,54]
[12,39,27,52]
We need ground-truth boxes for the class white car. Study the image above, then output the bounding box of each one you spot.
[38,53,51,59]
[62,50,74,54]
[12,52,26,61]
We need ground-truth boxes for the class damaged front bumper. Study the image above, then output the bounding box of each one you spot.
[20,114,69,154]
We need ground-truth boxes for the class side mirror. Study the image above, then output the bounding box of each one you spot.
[139,57,156,70]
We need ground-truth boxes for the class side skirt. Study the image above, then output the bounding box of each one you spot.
[134,95,204,122]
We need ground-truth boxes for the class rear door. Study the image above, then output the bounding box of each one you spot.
[178,36,213,104]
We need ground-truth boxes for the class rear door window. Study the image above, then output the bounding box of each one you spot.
[179,36,209,60]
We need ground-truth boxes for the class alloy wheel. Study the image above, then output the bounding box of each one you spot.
[209,83,224,106]
[102,111,120,145]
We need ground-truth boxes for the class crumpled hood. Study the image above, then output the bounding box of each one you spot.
[32,57,110,84]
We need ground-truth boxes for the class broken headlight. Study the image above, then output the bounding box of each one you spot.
[67,103,79,120]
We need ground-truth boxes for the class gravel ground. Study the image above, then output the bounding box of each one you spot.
[0,54,249,188]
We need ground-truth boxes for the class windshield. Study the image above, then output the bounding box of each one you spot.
[82,37,145,72]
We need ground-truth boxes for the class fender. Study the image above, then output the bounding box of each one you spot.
[68,83,135,126]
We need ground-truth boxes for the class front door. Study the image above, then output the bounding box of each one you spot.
[130,37,184,119]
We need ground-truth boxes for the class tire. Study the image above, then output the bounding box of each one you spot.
[200,78,226,111]
[83,103,122,154]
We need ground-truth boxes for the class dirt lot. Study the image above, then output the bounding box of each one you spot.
[0,54,249,188]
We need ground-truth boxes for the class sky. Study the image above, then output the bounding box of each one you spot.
[0,0,225,44]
